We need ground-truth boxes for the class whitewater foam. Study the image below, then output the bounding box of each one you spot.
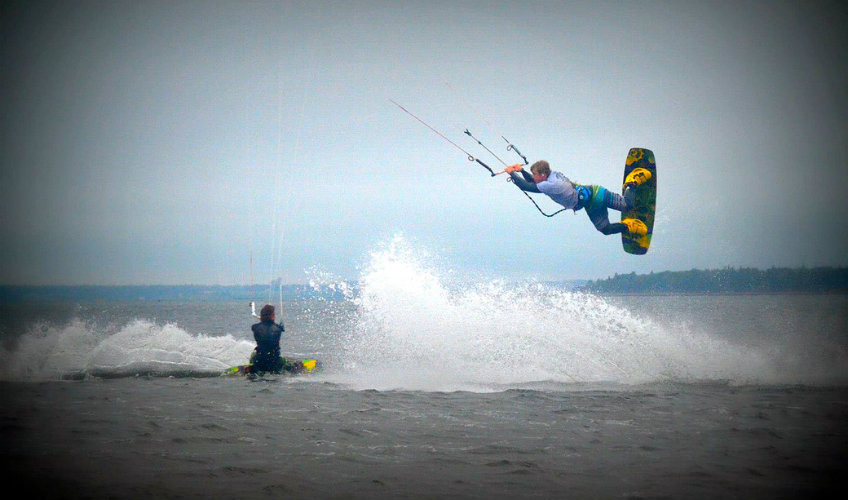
[0,319,254,381]
[2,236,844,389]
[331,236,774,391]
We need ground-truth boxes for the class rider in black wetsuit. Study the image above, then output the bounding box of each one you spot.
[249,304,289,374]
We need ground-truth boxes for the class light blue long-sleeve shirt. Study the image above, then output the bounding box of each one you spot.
[510,170,579,210]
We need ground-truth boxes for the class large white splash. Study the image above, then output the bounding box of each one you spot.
[0,319,254,381]
[333,235,773,391]
[3,235,843,389]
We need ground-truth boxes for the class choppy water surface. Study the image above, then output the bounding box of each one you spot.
[2,239,846,497]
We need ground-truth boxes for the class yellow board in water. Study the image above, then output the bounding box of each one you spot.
[621,148,657,255]
[302,359,318,372]
[222,359,321,376]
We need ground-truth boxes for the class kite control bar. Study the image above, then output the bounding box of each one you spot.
[391,99,567,217]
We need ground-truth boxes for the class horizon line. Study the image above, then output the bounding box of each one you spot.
[2,264,846,288]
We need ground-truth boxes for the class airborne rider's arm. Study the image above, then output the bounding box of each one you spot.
[508,169,541,193]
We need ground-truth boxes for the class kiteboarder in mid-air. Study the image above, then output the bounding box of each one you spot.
[505,160,651,236]
[388,100,656,252]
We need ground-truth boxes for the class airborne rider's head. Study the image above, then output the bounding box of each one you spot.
[530,160,551,183]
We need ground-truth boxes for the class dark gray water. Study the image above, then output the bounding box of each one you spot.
[3,377,845,499]
[1,251,847,498]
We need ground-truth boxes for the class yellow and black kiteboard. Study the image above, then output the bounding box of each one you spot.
[621,148,657,255]
[223,358,321,377]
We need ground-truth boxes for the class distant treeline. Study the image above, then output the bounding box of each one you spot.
[580,267,848,294]
[3,269,845,301]
[0,284,347,303]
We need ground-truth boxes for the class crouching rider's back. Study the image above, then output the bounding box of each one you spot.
[249,304,286,373]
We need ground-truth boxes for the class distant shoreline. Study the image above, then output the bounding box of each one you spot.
[0,284,330,303]
[585,290,848,297]
[2,288,844,303]
[2,267,847,301]
[579,266,848,295]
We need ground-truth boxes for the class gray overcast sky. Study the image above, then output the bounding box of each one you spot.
[2,0,847,285]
